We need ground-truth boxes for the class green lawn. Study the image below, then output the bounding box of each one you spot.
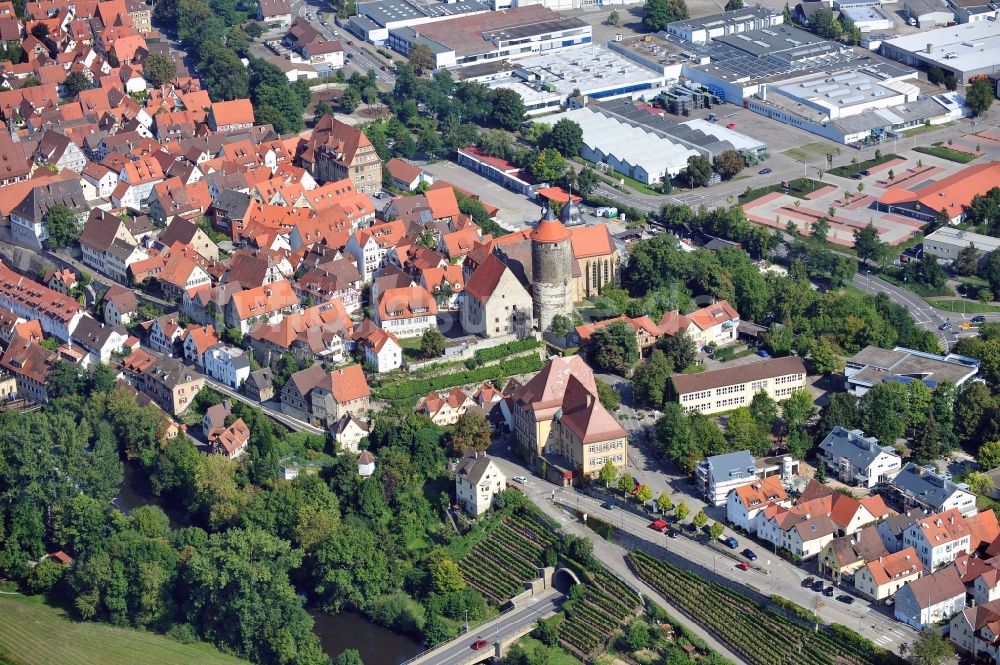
[828,153,899,178]
[782,142,837,162]
[513,635,585,665]
[913,145,978,164]
[930,299,1000,313]
[878,272,955,298]
[0,595,249,665]
[738,178,826,204]
[898,121,953,138]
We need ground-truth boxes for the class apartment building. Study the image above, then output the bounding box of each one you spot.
[902,508,972,571]
[299,115,382,194]
[672,355,807,415]
[455,451,506,516]
[818,426,902,488]
[0,261,85,341]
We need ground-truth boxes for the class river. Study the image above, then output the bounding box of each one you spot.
[311,611,423,665]
[112,463,185,528]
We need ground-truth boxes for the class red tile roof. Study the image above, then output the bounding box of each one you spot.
[327,364,370,403]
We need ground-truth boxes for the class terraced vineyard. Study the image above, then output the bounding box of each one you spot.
[559,570,642,660]
[628,551,900,665]
[459,513,558,604]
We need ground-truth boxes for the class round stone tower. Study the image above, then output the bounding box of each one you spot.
[531,205,574,332]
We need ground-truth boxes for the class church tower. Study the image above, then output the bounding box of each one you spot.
[531,206,574,331]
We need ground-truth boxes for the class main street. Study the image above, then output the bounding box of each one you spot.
[487,453,918,656]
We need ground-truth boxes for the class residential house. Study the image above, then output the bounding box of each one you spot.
[204,344,251,389]
[698,450,765,507]
[144,314,184,356]
[887,463,978,517]
[136,355,204,415]
[224,280,301,333]
[33,130,87,173]
[113,156,165,210]
[299,115,382,194]
[878,510,931,553]
[344,220,406,281]
[293,258,362,312]
[182,324,221,366]
[81,162,119,200]
[45,268,76,295]
[332,413,368,453]
[757,503,838,560]
[148,179,213,227]
[455,451,506,516]
[0,132,32,186]
[386,158,432,191]
[902,508,972,571]
[155,217,219,261]
[0,334,58,404]
[818,526,889,583]
[948,598,1000,660]
[258,0,292,24]
[209,418,251,460]
[246,301,350,368]
[418,387,474,426]
[658,300,741,349]
[358,326,402,373]
[281,364,326,423]
[376,285,437,339]
[358,450,376,477]
[302,40,344,70]
[310,365,371,426]
[0,261,85,341]
[461,255,532,339]
[818,426,902,488]
[70,316,128,366]
[854,547,923,601]
[510,357,627,483]
[10,178,88,250]
[895,565,966,629]
[726,475,791,533]
[672,356,808,415]
[202,400,233,438]
[244,368,274,402]
[79,209,147,283]
[575,314,661,355]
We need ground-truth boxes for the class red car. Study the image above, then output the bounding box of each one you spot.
[471,640,489,650]
[736,561,750,571]
[649,519,668,533]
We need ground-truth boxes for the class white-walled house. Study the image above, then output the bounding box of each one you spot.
[204,344,252,389]
[853,547,922,601]
[895,565,966,629]
[902,509,971,571]
[818,426,902,488]
[726,475,791,533]
[455,451,505,516]
[359,326,402,373]
[333,414,369,453]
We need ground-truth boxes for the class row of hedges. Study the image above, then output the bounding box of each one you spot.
[372,354,544,401]
[473,338,540,364]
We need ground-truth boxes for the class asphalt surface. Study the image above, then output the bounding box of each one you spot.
[410,589,563,665]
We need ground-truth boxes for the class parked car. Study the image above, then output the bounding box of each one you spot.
[759,168,772,175]
[471,640,489,650]
[939,321,953,330]
[741,548,757,561]
[823,586,835,597]
[756,349,771,358]
[667,528,679,538]
[601,501,615,510]
[812,579,825,592]
[736,561,750,571]
[649,519,669,533]
[721,536,739,549]
[884,597,895,606]
[836,594,855,605]
[512,475,527,484]
[802,576,815,588]
[972,315,987,324]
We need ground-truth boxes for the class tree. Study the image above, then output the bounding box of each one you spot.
[548,314,572,338]
[632,349,673,408]
[618,472,635,497]
[749,391,778,431]
[709,521,725,541]
[598,460,618,488]
[985,251,1000,297]
[636,484,653,504]
[957,382,995,446]
[529,148,567,184]
[725,407,770,456]
[492,89,526,131]
[980,441,1000,470]
[408,44,434,74]
[420,327,445,358]
[967,76,995,117]
[607,10,620,24]
[944,73,958,91]
[965,471,994,496]
[624,619,649,651]
[245,21,264,39]
[592,321,640,375]
[927,66,945,85]
[595,378,621,411]
[674,500,690,522]
[811,217,830,243]
[335,650,365,665]
[202,48,249,101]
[909,628,953,665]
[853,221,885,265]
[810,339,843,376]
[655,403,699,472]
[427,548,465,595]
[692,510,708,529]
[685,154,713,188]
[143,52,178,88]
[63,71,90,98]
[451,412,491,455]
[659,330,696,371]
[642,0,689,31]
[725,0,743,8]
[547,119,583,157]
[953,243,980,277]
[656,492,673,514]
[810,9,842,39]
[340,87,360,113]
[781,390,817,432]
[44,205,81,248]
[226,26,251,57]
[713,150,745,180]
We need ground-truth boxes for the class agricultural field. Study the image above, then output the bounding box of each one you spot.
[458,513,558,604]
[0,595,249,665]
[627,551,900,665]
[559,570,642,660]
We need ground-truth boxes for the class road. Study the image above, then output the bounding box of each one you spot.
[408,589,563,665]
[490,454,917,656]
